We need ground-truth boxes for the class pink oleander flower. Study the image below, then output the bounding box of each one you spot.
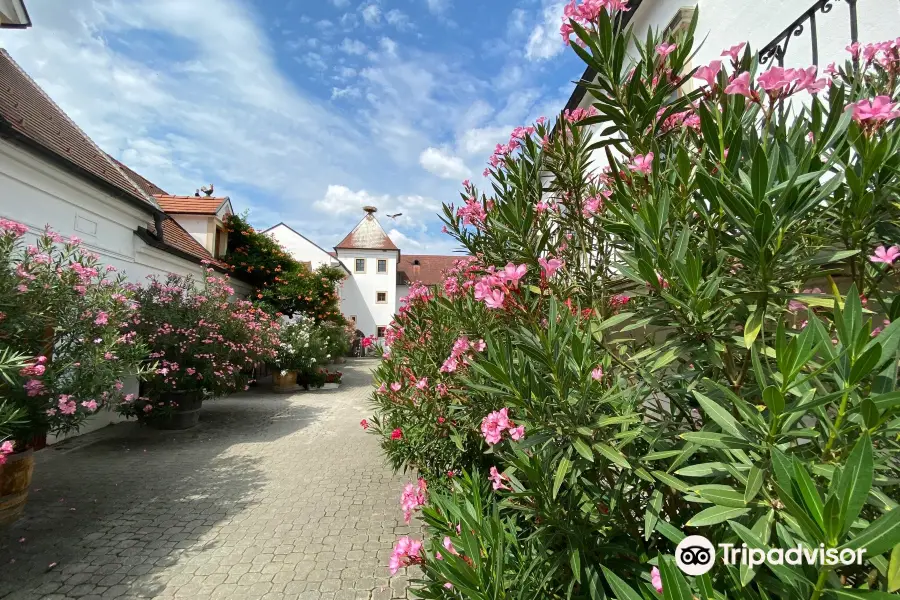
[390,382,402,392]
[694,60,722,88]
[757,66,791,93]
[442,536,460,556]
[508,425,525,441]
[724,71,753,98]
[651,566,663,593]
[471,339,486,352]
[391,428,403,440]
[483,288,506,309]
[58,397,76,415]
[24,379,45,397]
[81,400,98,412]
[489,466,510,491]
[824,62,837,76]
[591,366,604,380]
[0,440,14,466]
[400,479,427,524]
[539,257,563,278]
[655,42,676,57]
[501,263,527,287]
[628,152,654,175]
[792,66,827,94]
[93,311,109,326]
[870,245,900,265]
[849,96,900,125]
[436,383,449,396]
[481,408,509,445]
[389,536,424,575]
[721,42,746,63]
[847,42,861,58]
[415,377,428,390]
[360,419,369,430]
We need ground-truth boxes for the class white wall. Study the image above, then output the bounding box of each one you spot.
[624,0,899,74]
[396,284,410,314]
[266,223,337,270]
[170,214,212,254]
[0,140,249,444]
[335,248,398,338]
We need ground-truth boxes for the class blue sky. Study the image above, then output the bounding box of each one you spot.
[0,0,584,255]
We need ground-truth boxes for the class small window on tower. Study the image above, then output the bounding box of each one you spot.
[376,291,387,304]
[377,326,387,338]
[355,258,365,273]
[377,259,387,273]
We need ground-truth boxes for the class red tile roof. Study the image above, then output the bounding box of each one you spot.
[145,217,226,269]
[397,254,462,286]
[335,213,399,251]
[0,49,156,209]
[154,195,230,215]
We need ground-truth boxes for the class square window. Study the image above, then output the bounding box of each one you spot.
[377,326,387,338]
[376,291,387,303]
[377,259,387,273]
[354,258,366,273]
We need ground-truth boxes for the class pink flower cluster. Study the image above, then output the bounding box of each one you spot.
[456,196,489,228]
[560,0,630,46]
[0,218,28,237]
[400,479,427,524]
[538,257,563,278]
[847,38,900,67]
[473,263,528,310]
[489,466,510,491]
[563,106,598,123]
[480,407,525,445]
[389,536,424,574]
[439,335,486,373]
[0,440,14,466]
[848,96,900,128]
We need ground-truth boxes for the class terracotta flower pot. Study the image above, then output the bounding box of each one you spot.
[150,391,204,430]
[272,370,300,393]
[0,450,35,526]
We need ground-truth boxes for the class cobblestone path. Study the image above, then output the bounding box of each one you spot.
[0,360,415,600]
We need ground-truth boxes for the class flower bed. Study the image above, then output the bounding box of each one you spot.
[365,3,900,599]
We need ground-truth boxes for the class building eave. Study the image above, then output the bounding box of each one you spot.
[0,0,31,28]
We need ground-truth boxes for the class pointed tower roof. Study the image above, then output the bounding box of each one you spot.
[335,206,399,251]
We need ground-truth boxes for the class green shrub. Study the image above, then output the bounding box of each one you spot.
[369,3,900,599]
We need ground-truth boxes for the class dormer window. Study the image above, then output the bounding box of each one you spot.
[377,259,387,273]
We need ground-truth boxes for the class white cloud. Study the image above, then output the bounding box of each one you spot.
[331,86,361,100]
[385,9,412,30]
[336,66,357,78]
[340,38,367,55]
[313,185,439,229]
[458,126,509,157]
[330,0,350,6]
[508,8,527,36]
[418,147,470,180]
[525,1,566,61]
[379,37,398,57]
[425,0,451,15]
[361,3,381,26]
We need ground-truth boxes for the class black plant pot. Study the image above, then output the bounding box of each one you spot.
[151,391,204,430]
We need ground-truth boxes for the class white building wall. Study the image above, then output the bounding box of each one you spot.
[335,248,398,338]
[579,0,900,168]
[170,214,212,254]
[266,224,337,270]
[0,140,250,443]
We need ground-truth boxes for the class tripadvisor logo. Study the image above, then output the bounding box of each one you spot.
[675,535,866,576]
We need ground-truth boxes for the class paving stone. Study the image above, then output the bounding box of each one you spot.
[0,361,411,600]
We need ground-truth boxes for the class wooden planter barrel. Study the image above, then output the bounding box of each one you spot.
[151,391,204,430]
[0,450,34,526]
[273,370,300,393]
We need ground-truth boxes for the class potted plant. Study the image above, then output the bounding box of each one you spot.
[271,319,310,393]
[119,270,278,429]
[323,370,342,389]
[0,220,149,524]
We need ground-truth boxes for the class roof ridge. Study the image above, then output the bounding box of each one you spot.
[335,212,399,251]
[0,50,157,209]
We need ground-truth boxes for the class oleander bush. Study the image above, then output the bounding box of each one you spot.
[0,220,150,447]
[368,2,900,599]
[117,271,278,421]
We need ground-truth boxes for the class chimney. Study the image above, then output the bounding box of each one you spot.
[363,206,377,214]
